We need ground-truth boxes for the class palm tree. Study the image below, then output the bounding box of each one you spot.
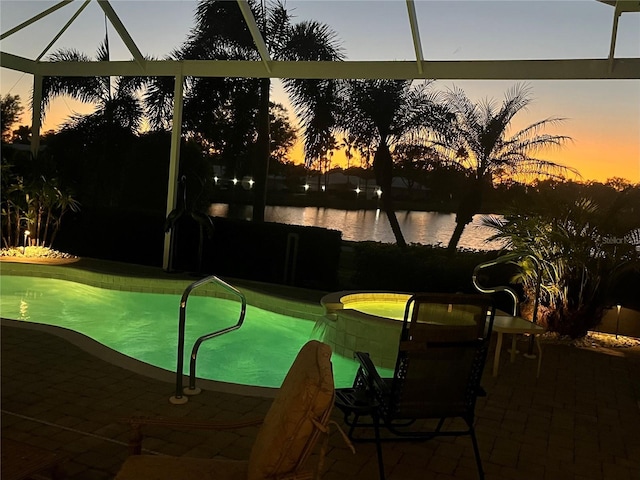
[339,133,359,187]
[40,40,149,209]
[337,79,451,248]
[148,0,343,222]
[42,40,147,133]
[484,195,640,338]
[340,133,359,169]
[442,83,576,253]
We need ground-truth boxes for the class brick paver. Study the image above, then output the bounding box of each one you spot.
[2,310,640,479]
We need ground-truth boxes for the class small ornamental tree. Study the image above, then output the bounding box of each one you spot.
[1,156,80,249]
[484,194,640,338]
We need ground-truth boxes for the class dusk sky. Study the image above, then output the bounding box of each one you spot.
[1,0,639,183]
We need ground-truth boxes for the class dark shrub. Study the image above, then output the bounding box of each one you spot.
[171,217,342,291]
[348,242,498,293]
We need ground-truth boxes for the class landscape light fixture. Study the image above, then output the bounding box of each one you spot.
[376,188,383,199]
[248,178,255,188]
[303,183,310,191]
[213,176,219,184]
[23,229,30,254]
[355,187,361,195]
[233,177,238,185]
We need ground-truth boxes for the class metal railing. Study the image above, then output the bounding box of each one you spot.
[472,253,522,316]
[170,275,246,404]
[472,253,542,355]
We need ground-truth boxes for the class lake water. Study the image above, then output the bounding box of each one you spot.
[208,204,505,251]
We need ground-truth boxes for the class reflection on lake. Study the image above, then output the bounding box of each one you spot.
[208,204,505,251]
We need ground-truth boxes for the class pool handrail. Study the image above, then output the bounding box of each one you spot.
[472,253,522,316]
[472,253,542,355]
[170,275,247,405]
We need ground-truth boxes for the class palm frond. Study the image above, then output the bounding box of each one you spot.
[144,75,178,131]
[281,21,344,62]
[501,82,533,119]
[191,0,256,54]
[266,0,292,55]
[41,49,104,118]
[115,74,148,98]
[42,40,148,132]
[508,116,568,141]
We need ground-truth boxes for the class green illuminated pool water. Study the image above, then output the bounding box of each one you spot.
[0,275,389,388]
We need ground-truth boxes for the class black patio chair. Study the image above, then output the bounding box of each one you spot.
[335,293,495,480]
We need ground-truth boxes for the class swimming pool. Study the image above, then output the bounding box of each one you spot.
[0,275,392,388]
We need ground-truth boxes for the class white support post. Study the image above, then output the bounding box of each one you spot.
[31,74,43,159]
[163,69,184,270]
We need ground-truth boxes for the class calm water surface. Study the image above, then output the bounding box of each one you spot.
[208,204,505,251]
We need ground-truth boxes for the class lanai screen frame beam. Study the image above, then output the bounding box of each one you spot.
[164,69,185,271]
[3,52,640,80]
[35,0,91,62]
[0,0,74,41]
[237,0,272,73]
[97,0,146,68]
[406,0,425,75]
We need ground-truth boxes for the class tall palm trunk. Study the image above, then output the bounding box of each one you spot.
[252,77,270,222]
[447,181,482,253]
[374,142,406,248]
[13,208,20,247]
[447,220,467,254]
[42,205,54,248]
[4,202,13,247]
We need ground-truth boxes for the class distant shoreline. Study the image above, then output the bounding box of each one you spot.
[208,191,501,215]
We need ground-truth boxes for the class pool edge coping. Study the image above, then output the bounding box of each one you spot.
[0,261,327,322]
[1,318,278,399]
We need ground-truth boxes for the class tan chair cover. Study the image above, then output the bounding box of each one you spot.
[115,340,334,480]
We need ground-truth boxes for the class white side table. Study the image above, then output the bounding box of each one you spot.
[491,312,546,377]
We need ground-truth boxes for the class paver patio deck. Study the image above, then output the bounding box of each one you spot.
[2,260,640,479]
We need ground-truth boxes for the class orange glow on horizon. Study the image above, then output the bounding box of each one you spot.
[40,99,95,132]
[288,137,640,185]
[545,137,640,185]
[24,98,640,185]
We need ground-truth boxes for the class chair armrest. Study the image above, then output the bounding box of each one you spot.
[354,352,391,398]
[119,416,263,455]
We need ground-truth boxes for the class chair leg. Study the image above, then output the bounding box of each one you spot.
[372,412,385,480]
[469,428,484,480]
[347,413,361,439]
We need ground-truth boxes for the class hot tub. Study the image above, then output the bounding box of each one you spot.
[319,291,412,370]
